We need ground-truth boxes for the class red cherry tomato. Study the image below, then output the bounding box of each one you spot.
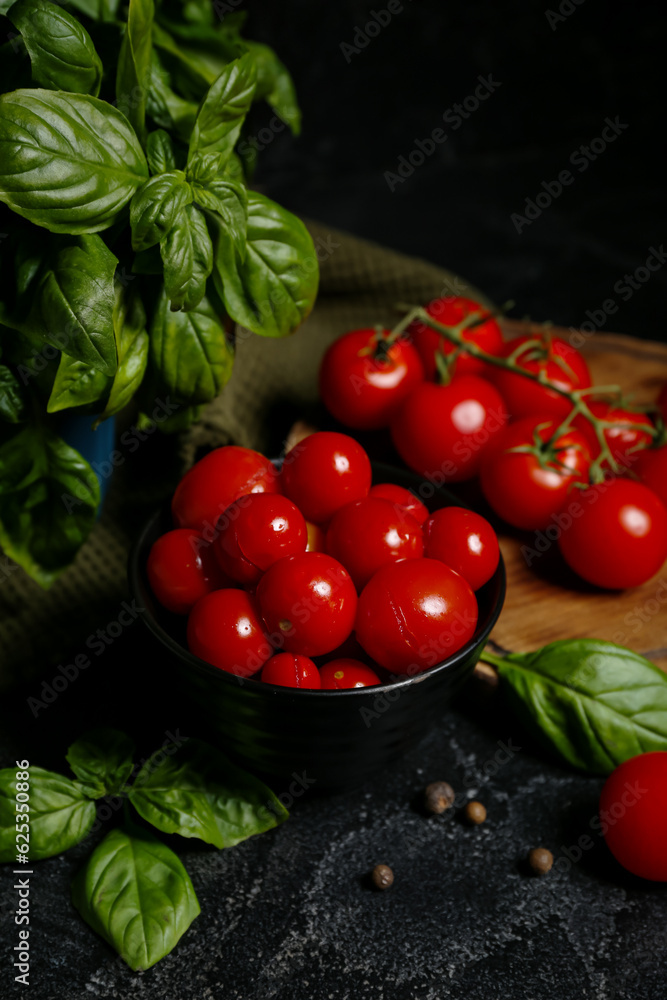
[213,493,307,586]
[573,402,654,469]
[424,507,499,591]
[172,446,279,533]
[320,659,380,689]
[479,416,592,530]
[600,752,667,881]
[408,296,504,379]
[391,376,508,482]
[187,589,272,676]
[319,328,424,430]
[326,497,424,591]
[261,652,321,689]
[355,559,478,674]
[634,447,667,507]
[558,479,667,589]
[280,431,372,524]
[147,529,230,614]
[305,521,326,552]
[491,335,591,420]
[257,552,357,657]
[368,482,429,525]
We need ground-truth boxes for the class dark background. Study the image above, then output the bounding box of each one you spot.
[245,0,666,340]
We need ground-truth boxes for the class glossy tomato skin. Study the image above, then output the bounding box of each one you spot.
[320,659,380,689]
[391,376,508,482]
[355,558,478,674]
[280,432,372,524]
[261,652,321,689]
[147,529,230,614]
[213,493,307,586]
[368,483,429,525]
[634,447,667,507]
[573,402,654,468]
[319,329,424,430]
[424,507,499,591]
[600,752,667,881]
[558,479,667,589]
[491,335,591,420]
[480,416,592,530]
[172,446,279,533]
[257,552,358,657]
[326,497,424,590]
[187,589,272,677]
[408,296,504,379]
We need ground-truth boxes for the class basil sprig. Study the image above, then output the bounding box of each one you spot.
[485,639,667,773]
[0,729,288,970]
[0,1,314,586]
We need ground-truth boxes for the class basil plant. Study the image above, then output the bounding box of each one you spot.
[0,0,318,586]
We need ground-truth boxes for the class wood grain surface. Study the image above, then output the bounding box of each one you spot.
[490,322,667,669]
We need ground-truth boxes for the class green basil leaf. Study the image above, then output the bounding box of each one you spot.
[129,738,288,848]
[160,203,213,311]
[95,286,148,423]
[153,402,203,433]
[193,178,246,259]
[493,639,667,774]
[150,288,233,403]
[146,50,198,141]
[245,40,301,135]
[26,234,118,376]
[47,352,110,414]
[8,0,103,97]
[67,0,121,19]
[0,90,148,234]
[66,728,136,798]
[146,128,176,174]
[72,820,200,971]
[0,365,25,423]
[212,190,318,338]
[130,170,192,251]
[116,0,154,144]
[151,21,215,93]
[0,426,100,587]
[0,766,96,861]
[187,52,256,167]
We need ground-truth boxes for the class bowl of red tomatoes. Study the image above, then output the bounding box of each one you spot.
[129,432,505,790]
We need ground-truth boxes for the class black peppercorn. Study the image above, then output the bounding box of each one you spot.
[424,781,455,815]
[371,864,394,890]
[527,847,553,875]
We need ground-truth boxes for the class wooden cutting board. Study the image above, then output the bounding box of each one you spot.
[489,322,667,670]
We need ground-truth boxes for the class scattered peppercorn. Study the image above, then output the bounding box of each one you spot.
[424,780,455,815]
[371,864,394,890]
[463,800,487,825]
[527,847,553,875]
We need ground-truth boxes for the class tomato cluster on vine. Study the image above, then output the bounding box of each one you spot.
[147,432,500,689]
[318,295,667,590]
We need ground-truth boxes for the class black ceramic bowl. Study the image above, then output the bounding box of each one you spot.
[129,462,505,791]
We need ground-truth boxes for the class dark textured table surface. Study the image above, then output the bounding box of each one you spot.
[2,625,665,1000]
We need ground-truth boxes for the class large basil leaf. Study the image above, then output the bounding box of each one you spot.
[26,235,118,376]
[192,176,246,259]
[96,287,148,423]
[47,354,110,413]
[66,728,136,798]
[116,0,154,143]
[212,191,318,338]
[146,128,176,175]
[489,640,667,774]
[146,50,198,141]
[0,90,148,234]
[129,738,288,848]
[245,40,301,135]
[0,365,25,422]
[150,289,233,403]
[130,171,192,251]
[187,53,256,167]
[0,426,100,587]
[0,766,96,862]
[151,21,215,94]
[8,0,103,97]
[72,821,200,971]
[160,203,213,311]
